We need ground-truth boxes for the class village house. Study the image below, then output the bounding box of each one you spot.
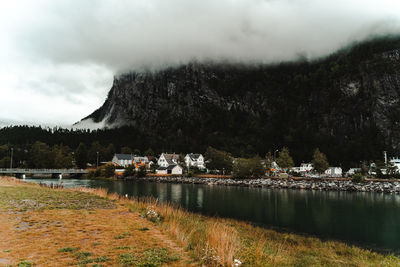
[184,153,205,169]
[346,168,361,176]
[324,167,342,177]
[156,153,183,174]
[300,163,313,173]
[157,153,179,167]
[156,164,183,175]
[290,163,313,176]
[132,156,152,170]
[390,157,400,172]
[112,154,135,167]
[112,154,152,170]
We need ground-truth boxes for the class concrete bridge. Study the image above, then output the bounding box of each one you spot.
[0,168,88,179]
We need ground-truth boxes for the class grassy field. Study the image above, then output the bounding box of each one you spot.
[0,177,399,266]
[0,178,189,266]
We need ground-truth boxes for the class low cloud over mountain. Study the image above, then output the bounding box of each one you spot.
[1,0,399,125]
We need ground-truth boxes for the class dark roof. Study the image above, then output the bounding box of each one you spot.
[166,164,180,170]
[114,154,136,160]
[188,153,201,160]
[162,153,179,165]
[157,166,168,170]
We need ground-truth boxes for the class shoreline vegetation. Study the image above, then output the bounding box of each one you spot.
[1,177,399,266]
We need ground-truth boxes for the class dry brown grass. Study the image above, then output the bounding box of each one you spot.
[0,180,192,266]
[0,176,27,186]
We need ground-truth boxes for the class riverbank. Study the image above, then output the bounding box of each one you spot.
[126,176,400,194]
[2,177,399,266]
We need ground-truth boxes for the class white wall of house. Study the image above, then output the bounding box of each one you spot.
[156,169,168,174]
[112,155,132,167]
[390,158,400,172]
[300,163,313,172]
[171,165,183,175]
[157,153,178,167]
[158,154,169,167]
[184,154,205,168]
[196,155,205,168]
[325,167,342,177]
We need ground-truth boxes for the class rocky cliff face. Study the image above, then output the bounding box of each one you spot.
[76,37,400,166]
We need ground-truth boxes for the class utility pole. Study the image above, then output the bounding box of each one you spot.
[274,149,279,163]
[274,149,279,176]
[10,148,13,169]
[383,151,387,166]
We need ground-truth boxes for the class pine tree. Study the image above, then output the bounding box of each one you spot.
[312,148,329,176]
[276,147,294,173]
[75,143,88,169]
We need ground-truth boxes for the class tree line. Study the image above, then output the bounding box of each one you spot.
[0,141,153,169]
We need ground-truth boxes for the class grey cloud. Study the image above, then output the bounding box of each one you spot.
[18,0,400,73]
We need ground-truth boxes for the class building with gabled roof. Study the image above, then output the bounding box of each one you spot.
[157,153,179,167]
[112,154,135,167]
[156,164,183,175]
[184,153,205,169]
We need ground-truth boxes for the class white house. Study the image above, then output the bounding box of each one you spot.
[112,154,134,167]
[390,157,400,172]
[184,153,205,169]
[300,163,313,173]
[324,167,342,177]
[346,168,361,176]
[157,153,179,167]
[291,167,301,173]
[156,164,183,175]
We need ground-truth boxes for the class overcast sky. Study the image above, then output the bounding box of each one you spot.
[1,0,399,127]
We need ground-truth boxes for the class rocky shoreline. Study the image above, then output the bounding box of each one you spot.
[128,176,400,194]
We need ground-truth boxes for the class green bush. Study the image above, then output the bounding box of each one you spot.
[103,164,115,177]
[352,173,364,183]
[123,165,135,177]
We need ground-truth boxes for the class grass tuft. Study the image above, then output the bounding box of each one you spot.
[75,251,93,260]
[17,261,33,267]
[58,247,79,253]
[119,248,180,266]
[114,232,131,239]
[113,246,132,250]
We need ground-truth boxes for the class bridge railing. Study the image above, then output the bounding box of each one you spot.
[0,168,88,174]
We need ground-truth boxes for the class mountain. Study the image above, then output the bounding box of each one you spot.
[75,36,400,167]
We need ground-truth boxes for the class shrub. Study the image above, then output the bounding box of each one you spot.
[123,165,135,177]
[137,165,147,178]
[103,164,116,177]
[87,170,96,178]
[352,173,364,183]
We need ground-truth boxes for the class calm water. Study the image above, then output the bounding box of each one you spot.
[25,178,400,253]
